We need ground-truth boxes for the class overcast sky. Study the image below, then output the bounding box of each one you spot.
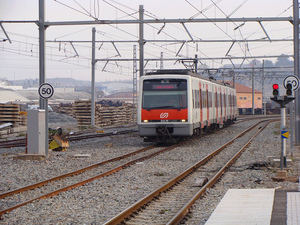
[0,0,293,82]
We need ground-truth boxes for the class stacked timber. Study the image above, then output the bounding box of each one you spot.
[52,103,74,117]
[0,104,20,126]
[73,100,136,127]
[73,100,91,127]
[19,111,27,126]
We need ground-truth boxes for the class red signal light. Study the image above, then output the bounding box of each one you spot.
[272,84,279,97]
[273,84,279,90]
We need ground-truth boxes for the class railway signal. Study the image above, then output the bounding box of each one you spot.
[272,83,279,98]
[270,82,295,170]
[286,83,292,96]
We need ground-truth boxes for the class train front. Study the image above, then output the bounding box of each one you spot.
[138,75,192,142]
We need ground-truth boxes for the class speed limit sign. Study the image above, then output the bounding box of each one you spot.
[38,83,54,99]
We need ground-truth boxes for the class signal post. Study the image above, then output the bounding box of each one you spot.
[271,77,298,170]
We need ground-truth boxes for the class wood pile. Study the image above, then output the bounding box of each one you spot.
[73,100,91,127]
[19,111,27,126]
[52,103,74,117]
[73,100,136,127]
[0,104,21,126]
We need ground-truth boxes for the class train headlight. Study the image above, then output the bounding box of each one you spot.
[143,120,148,123]
[181,119,186,122]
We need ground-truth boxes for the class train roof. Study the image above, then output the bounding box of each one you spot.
[144,69,235,89]
[145,69,192,75]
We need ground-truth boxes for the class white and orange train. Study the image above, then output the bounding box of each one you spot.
[137,70,237,142]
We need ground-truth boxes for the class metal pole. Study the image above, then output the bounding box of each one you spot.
[290,101,295,156]
[262,60,266,115]
[160,52,163,69]
[39,0,48,156]
[294,0,300,145]
[91,27,96,126]
[281,106,287,169]
[252,66,255,115]
[139,5,144,77]
[133,45,137,122]
[194,54,198,73]
[231,70,235,88]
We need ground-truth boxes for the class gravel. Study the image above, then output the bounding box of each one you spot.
[0,119,298,224]
[186,121,299,225]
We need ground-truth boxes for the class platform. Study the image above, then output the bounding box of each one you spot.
[205,189,300,225]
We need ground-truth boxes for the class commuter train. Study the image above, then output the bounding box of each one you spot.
[137,70,237,142]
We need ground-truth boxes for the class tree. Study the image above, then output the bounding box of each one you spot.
[275,54,293,67]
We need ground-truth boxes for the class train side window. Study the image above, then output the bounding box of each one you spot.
[197,90,200,108]
[200,89,202,109]
[195,90,197,108]
[193,90,195,108]
[196,90,198,108]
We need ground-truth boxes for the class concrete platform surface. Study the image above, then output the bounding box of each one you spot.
[205,189,275,225]
[287,192,300,225]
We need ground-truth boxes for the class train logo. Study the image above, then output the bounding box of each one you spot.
[160,113,169,119]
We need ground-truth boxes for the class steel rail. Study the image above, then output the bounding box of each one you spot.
[0,145,155,199]
[0,142,183,217]
[0,129,137,148]
[235,115,280,124]
[167,120,273,225]
[104,120,267,225]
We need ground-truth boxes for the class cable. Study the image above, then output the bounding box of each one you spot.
[102,0,222,67]
[53,27,91,40]
[1,46,133,78]
[209,0,249,60]
[72,0,92,17]
[53,0,97,20]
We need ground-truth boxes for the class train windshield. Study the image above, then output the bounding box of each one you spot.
[142,79,187,110]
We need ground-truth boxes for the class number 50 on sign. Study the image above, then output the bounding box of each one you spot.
[38,83,54,99]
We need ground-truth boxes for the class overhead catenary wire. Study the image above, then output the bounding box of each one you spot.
[209,0,250,61]
[53,0,97,20]
[1,0,293,77]
[0,28,134,78]
[102,0,223,66]
[52,0,187,66]
[1,46,133,78]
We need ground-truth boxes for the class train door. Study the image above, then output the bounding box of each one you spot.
[206,84,209,126]
[199,81,203,127]
[223,89,226,120]
[220,87,223,123]
[215,87,218,124]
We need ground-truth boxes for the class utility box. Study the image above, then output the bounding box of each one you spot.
[27,109,46,155]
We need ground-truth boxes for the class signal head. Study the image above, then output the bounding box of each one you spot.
[286,83,293,96]
[272,84,279,97]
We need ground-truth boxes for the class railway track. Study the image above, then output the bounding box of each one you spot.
[0,140,187,217]
[0,128,137,148]
[235,115,280,124]
[104,119,274,225]
[0,115,278,149]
